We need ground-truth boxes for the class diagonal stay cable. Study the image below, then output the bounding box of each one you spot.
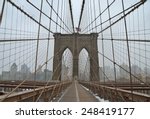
[83,1,145,34]
[26,0,71,34]
[86,51,127,101]
[46,0,73,33]
[36,47,72,101]
[0,0,6,25]
[81,0,115,33]
[7,0,53,34]
[77,41,125,101]
[97,1,146,34]
[93,47,150,87]
[79,51,126,101]
[0,46,63,102]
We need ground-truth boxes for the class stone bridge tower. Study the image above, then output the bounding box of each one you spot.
[52,33,99,81]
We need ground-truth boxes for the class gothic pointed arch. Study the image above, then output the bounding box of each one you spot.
[61,48,73,80]
[52,33,99,81]
[78,48,90,80]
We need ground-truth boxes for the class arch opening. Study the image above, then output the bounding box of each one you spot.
[78,48,90,81]
[61,48,73,80]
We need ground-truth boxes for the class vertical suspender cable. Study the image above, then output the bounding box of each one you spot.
[107,0,118,101]
[98,0,106,83]
[121,0,133,101]
[87,0,91,33]
[93,0,97,32]
[36,0,53,100]
[33,0,43,101]
[60,0,64,33]
[143,4,147,83]
[63,0,66,33]
[45,0,53,82]
[90,0,93,32]
[56,0,60,32]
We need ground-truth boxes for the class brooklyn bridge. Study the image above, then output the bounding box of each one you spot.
[0,0,150,102]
